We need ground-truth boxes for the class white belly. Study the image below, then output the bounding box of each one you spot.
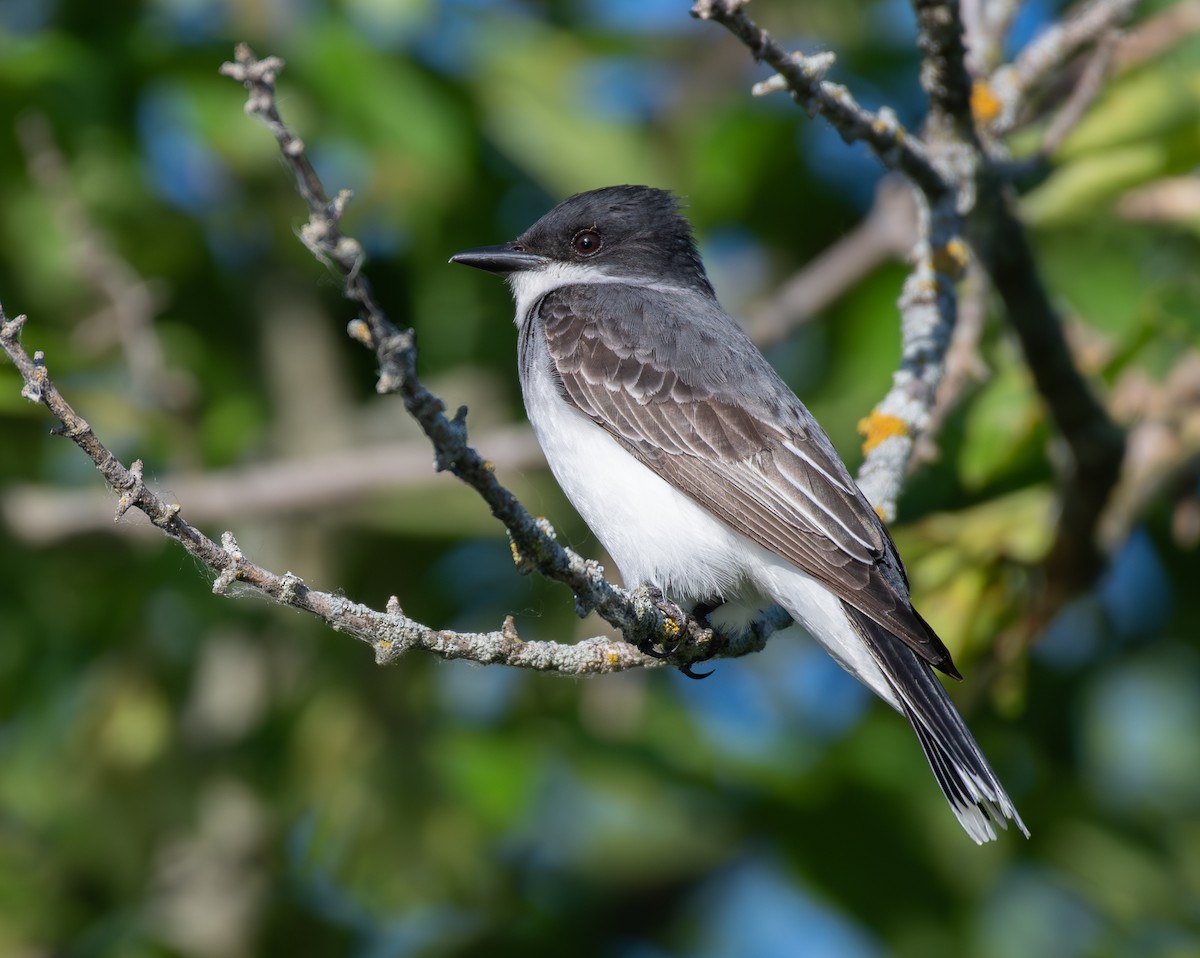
[522,345,748,602]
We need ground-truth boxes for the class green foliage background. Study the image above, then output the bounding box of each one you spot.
[1,1,1198,955]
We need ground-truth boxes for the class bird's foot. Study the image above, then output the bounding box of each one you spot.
[633,585,686,658]
[634,587,717,680]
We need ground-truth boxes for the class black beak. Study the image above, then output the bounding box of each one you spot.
[449,244,549,274]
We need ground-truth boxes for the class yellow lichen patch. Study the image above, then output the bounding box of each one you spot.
[931,238,970,278]
[913,275,941,297]
[377,638,392,651]
[858,409,909,453]
[606,650,622,668]
[971,81,1002,124]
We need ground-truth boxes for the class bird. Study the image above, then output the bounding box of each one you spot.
[450,185,1028,843]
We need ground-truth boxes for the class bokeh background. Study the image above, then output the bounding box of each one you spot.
[1,0,1199,955]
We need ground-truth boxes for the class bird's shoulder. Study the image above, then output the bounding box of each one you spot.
[536,282,799,425]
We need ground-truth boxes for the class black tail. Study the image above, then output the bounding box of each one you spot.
[844,604,1028,843]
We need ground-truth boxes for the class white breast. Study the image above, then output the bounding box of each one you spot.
[520,335,748,603]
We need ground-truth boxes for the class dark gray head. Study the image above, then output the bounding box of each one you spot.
[450,185,714,296]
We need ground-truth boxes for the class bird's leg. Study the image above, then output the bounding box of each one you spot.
[633,585,688,658]
[630,587,719,679]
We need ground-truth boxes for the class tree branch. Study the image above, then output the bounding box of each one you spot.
[968,176,1126,591]
[980,0,1140,135]
[1,427,543,544]
[912,0,979,142]
[690,0,950,203]
[911,262,991,469]
[961,0,1024,77]
[691,2,974,520]
[1,311,786,673]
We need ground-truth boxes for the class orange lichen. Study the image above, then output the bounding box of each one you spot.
[970,81,1002,124]
[931,238,970,278]
[858,409,909,453]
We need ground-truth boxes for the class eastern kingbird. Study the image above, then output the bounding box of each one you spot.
[451,185,1027,843]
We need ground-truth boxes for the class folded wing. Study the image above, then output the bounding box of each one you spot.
[536,283,958,676]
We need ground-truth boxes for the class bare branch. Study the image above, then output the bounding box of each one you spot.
[961,0,1025,77]
[690,3,971,520]
[911,0,980,142]
[698,0,1127,598]
[690,0,950,203]
[982,0,1140,135]
[854,194,966,518]
[1114,0,1200,69]
[911,262,991,469]
[1,310,785,674]
[2,426,543,544]
[1038,30,1119,155]
[1117,176,1200,223]
[844,0,985,519]
[744,177,919,347]
[968,173,1125,591]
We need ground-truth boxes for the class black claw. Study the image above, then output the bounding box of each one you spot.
[638,641,672,660]
[634,587,719,677]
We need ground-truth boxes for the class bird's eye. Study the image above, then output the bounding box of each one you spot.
[572,229,602,256]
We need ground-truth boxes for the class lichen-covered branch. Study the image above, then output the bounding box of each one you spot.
[911,0,979,143]
[854,195,966,518]
[980,0,1140,135]
[690,2,973,519]
[1,310,784,673]
[961,0,1024,76]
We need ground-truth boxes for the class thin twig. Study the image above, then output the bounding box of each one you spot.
[1040,30,1119,155]
[982,0,1140,134]
[910,262,991,468]
[911,0,980,144]
[961,0,1026,77]
[854,193,965,518]
[690,0,950,203]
